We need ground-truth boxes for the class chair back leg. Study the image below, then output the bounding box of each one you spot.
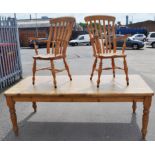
[97,58,103,88]
[32,59,37,85]
[123,57,129,85]
[90,58,98,80]
[63,58,72,81]
[111,58,116,78]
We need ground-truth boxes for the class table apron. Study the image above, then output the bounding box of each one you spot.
[10,95,146,102]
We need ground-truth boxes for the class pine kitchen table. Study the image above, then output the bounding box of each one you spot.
[4,75,154,140]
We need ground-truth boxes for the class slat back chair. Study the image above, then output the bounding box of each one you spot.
[84,15,129,87]
[32,17,75,88]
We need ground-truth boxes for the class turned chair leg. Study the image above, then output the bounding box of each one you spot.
[111,58,115,78]
[123,57,129,86]
[63,58,72,81]
[132,100,137,114]
[97,58,103,88]
[32,102,37,112]
[90,57,97,80]
[50,60,57,88]
[32,59,36,85]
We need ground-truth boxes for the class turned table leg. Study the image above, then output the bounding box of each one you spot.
[32,102,37,112]
[141,96,152,140]
[6,96,18,136]
[132,100,137,114]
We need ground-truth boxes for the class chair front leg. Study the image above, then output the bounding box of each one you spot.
[32,59,36,85]
[111,58,115,78]
[123,57,129,86]
[97,58,103,88]
[63,58,72,81]
[90,57,97,80]
[50,60,57,88]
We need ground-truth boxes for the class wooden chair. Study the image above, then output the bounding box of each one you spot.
[84,15,129,87]
[32,17,75,88]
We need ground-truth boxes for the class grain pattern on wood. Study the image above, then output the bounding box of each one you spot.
[31,17,75,88]
[84,15,129,87]
[4,75,154,97]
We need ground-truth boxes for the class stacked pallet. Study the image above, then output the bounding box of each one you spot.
[0,17,22,90]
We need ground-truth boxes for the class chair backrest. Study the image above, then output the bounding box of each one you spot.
[47,17,75,56]
[84,15,117,56]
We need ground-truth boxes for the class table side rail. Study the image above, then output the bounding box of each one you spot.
[6,95,149,102]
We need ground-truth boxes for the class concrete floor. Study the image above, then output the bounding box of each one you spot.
[0,45,155,141]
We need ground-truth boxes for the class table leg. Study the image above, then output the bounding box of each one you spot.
[32,102,37,112]
[6,96,18,136]
[132,100,137,114]
[141,96,152,140]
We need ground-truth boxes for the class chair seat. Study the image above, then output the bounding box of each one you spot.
[33,54,63,60]
[97,53,126,58]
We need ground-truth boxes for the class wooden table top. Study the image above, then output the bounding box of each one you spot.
[4,75,154,97]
